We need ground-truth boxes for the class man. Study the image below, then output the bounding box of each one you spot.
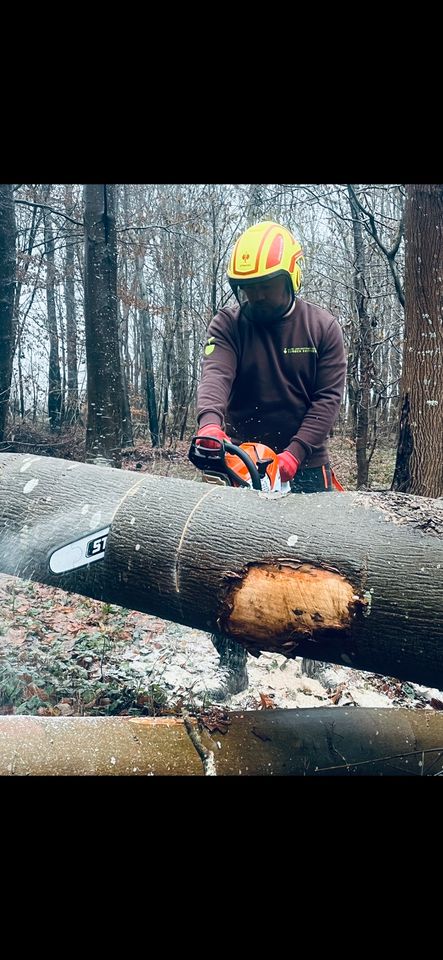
[192,221,347,699]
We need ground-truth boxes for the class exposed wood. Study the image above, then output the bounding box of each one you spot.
[0,709,442,776]
[227,564,356,641]
[1,453,443,687]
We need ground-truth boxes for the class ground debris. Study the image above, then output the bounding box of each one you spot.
[361,490,443,536]
[1,573,443,717]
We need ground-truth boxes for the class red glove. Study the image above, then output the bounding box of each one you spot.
[278,451,299,483]
[196,423,230,450]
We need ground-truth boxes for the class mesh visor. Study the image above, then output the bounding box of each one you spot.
[229,270,291,305]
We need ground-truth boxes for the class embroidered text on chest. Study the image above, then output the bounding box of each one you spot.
[283,347,317,354]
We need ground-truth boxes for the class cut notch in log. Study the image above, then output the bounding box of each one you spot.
[221,561,366,654]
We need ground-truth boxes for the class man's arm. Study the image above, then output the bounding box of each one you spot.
[287,318,346,464]
[197,311,238,428]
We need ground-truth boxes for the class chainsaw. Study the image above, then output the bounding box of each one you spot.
[48,440,287,577]
[188,435,291,494]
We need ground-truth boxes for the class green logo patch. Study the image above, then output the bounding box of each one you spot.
[204,336,216,357]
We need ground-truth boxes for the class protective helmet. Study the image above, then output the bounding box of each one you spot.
[227,221,304,295]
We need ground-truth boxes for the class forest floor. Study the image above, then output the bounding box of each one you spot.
[1,430,442,718]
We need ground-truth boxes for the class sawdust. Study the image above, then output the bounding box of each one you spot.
[132,620,443,713]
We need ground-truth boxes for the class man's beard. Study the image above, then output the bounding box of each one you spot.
[247,300,292,324]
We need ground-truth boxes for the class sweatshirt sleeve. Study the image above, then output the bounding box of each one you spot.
[287,318,346,464]
[196,311,239,429]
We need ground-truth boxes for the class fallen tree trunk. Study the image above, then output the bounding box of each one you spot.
[0,452,442,687]
[0,709,442,776]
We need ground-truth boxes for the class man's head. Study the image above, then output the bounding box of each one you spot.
[227,221,304,322]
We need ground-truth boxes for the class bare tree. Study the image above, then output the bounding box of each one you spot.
[13,191,42,423]
[42,186,62,431]
[347,184,405,308]
[64,185,80,424]
[83,184,122,467]
[0,185,16,442]
[113,185,133,448]
[347,184,373,487]
[134,250,159,446]
[392,184,443,497]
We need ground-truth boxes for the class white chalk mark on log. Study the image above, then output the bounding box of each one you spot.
[174,488,219,594]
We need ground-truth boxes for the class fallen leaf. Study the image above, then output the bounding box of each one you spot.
[259,693,277,710]
[23,684,49,701]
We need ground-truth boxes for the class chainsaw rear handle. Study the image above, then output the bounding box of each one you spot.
[188,436,263,490]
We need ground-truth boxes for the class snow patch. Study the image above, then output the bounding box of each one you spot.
[23,478,39,494]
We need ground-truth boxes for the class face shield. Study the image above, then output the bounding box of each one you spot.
[230,273,294,322]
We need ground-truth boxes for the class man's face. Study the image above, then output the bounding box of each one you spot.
[238,275,292,322]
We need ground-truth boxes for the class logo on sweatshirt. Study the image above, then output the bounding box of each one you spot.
[283,346,317,354]
[204,336,216,356]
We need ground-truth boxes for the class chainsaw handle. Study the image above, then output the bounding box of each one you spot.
[188,437,263,490]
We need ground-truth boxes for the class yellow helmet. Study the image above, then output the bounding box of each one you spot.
[227,221,304,294]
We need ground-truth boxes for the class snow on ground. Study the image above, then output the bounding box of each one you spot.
[131,620,443,713]
[0,573,442,716]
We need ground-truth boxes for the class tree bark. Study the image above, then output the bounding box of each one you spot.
[64,185,80,424]
[347,184,372,487]
[83,184,122,466]
[135,253,159,446]
[392,184,443,497]
[0,709,442,776]
[43,189,62,432]
[1,452,443,688]
[0,185,16,443]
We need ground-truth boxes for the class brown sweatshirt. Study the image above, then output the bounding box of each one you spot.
[197,298,346,467]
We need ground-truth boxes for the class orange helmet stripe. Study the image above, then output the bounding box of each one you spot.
[266,233,284,269]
